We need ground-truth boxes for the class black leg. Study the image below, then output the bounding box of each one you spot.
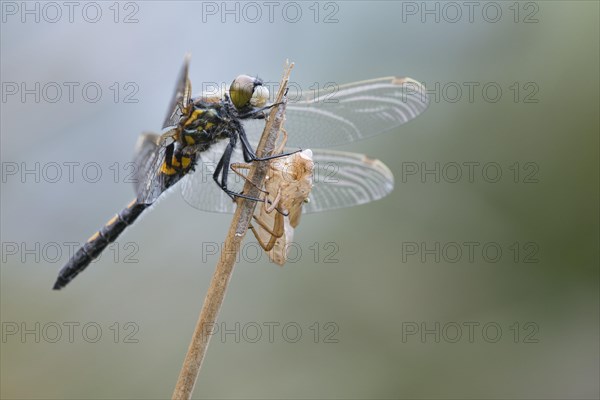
[213,137,265,202]
[220,141,234,191]
[165,142,174,168]
[238,102,281,119]
[212,148,225,188]
[238,125,302,162]
[240,132,254,163]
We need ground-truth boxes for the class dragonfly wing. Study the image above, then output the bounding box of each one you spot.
[181,145,394,214]
[303,149,394,213]
[132,132,172,204]
[180,139,246,214]
[162,54,192,129]
[242,77,429,148]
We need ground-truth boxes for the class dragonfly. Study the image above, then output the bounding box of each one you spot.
[53,56,429,289]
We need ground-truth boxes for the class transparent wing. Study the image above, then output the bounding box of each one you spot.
[304,150,394,213]
[242,77,429,148]
[180,139,245,214]
[180,148,394,214]
[132,132,170,204]
[162,54,192,129]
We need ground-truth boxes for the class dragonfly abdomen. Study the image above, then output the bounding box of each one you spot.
[53,199,149,290]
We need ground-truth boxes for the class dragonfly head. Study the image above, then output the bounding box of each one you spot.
[229,75,269,111]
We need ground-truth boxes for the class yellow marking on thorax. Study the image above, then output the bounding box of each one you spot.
[184,135,196,145]
[183,109,205,127]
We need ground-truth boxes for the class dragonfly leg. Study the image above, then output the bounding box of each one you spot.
[249,211,284,252]
[230,163,290,217]
[264,188,282,213]
[230,163,268,195]
[273,128,288,154]
[212,139,265,202]
[238,125,301,162]
[165,142,174,168]
[230,163,287,216]
[249,222,276,251]
[240,134,255,163]
[238,100,284,120]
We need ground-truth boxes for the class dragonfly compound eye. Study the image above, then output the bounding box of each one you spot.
[230,75,264,110]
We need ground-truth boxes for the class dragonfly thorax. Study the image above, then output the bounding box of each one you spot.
[180,102,235,146]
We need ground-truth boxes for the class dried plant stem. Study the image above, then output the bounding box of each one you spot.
[171,61,294,400]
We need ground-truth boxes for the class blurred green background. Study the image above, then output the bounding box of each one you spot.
[1,1,598,399]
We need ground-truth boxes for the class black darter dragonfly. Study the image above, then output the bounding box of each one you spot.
[53,56,429,290]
